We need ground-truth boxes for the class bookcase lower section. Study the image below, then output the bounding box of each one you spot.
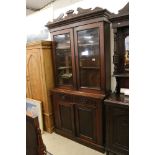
[52,89,106,152]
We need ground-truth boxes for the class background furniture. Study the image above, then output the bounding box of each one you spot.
[110,2,129,94]
[26,115,52,155]
[46,7,111,152]
[105,95,129,155]
[105,3,129,155]
[26,41,54,133]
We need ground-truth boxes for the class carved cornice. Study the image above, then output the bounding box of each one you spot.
[46,7,111,29]
[109,2,129,28]
[110,2,129,21]
[110,2,129,18]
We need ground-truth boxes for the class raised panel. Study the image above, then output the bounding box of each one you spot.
[106,105,129,155]
[75,104,97,142]
[59,104,72,131]
[113,111,129,149]
[55,94,75,136]
[27,52,43,101]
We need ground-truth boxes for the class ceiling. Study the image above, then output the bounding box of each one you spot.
[26,0,56,11]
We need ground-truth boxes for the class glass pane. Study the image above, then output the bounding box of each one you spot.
[54,33,73,86]
[77,28,100,89]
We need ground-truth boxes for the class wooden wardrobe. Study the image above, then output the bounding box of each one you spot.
[26,41,54,133]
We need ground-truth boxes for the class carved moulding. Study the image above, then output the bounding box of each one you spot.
[46,7,111,27]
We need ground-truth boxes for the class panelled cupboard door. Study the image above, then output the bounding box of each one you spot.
[74,22,105,93]
[26,50,44,101]
[52,29,76,89]
[75,103,97,143]
[106,105,129,155]
[54,93,75,137]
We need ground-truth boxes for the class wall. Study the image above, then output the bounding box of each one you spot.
[26,0,129,92]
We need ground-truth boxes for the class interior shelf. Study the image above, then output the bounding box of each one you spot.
[78,43,99,47]
[80,67,100,69]
[56,47,70,50]
[113,73,129,77]
[58,66,72,70]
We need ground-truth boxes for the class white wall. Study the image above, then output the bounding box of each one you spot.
[53,0,128,18]
[26,0,129,91]
[26,0,128,41]
[26,9,35,15]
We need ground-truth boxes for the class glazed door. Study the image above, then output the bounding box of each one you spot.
[75,98,97,143]
[52,29,76,89]
[74,22,105,93]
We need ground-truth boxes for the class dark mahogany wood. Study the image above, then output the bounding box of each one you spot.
[52,93,75,137]
[26,115,51,155]
[52,89,105,152]
[47,6,111,152]
[109,2,129,94]
[46,7,111,29]
[51,29,77,90]
[104,94,129,155]
[51,88,105,99]
[75,103,97,143]
[74,22,106,93]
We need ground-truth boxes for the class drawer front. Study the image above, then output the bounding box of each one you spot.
[74,96,97,107]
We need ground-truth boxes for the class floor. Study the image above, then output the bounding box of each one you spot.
[42,132,106,155]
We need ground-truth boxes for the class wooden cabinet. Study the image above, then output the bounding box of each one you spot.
[46,7,111,93]
[52,89,105,152]
[46,7,111,152]
[105,95,129,155]
[105,3,129,155]
[26,41,54,133]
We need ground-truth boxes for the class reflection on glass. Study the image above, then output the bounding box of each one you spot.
[77,28,100,89]
[124,35,129,71]
[54,33,73,86]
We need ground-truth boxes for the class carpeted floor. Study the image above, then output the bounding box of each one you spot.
[42,132,106,155]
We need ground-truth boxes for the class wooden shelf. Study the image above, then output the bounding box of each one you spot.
[78,43,99,47]
[58,66,72,70]
[80,66,100,69]
[113,73,129,77]
[56,47,70,50]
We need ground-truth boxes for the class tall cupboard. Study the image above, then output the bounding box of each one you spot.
[26,41,54,133]
[46,7,111,152]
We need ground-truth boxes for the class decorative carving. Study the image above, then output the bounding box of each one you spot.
[37,127,47,155]
[110,2,129,19]
[46,7,111,27]
[64,10,75,19]
[77,7,92,14]
[118,2,129,15]
[53,13,64,22]
[74,96,97,106]
[93,7,104,12]
[113,54,119,74]
[66,9,74,15]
